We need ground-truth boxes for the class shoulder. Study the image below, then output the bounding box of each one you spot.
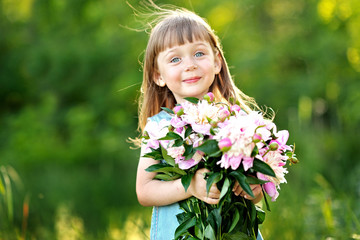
[148,110,172,123]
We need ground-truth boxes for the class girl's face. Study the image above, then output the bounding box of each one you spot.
[155,40,222,103]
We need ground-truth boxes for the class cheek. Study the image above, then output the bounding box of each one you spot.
[165,67,181,79]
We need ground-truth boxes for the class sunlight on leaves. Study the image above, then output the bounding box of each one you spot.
[2,0,34,22]
[347,47,360,72]
[207,3,236,31]
[120,212,150,240]
[55,204,84,240]
[298,96,312,123]
[317,0,336,23]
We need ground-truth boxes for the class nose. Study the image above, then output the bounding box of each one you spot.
[185,58,197,71]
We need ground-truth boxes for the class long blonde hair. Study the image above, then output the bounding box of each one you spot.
[137,4,259,133]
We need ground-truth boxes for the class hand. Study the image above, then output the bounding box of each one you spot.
[189,168,220,205]
[232,182,262,202]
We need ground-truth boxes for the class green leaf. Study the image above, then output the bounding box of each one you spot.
[262,188,271,211]
[184,97,200,104]
[207,210,217,232]
[161,107,174,114]
[229,171,254,198]
[195,140,219,155]
[174,216,196,240]
[193,200,201,214]
[220,177,230,200]
[209,208,221,232]
[256,206,266,224]
[206,172,222,195]
[223,232,252,240]
[152,166,187,175]
[204,224,216,240]
[252,158,276,177]
[154,174,181,181]
[246,176,268,185]
[208,150,222,158]
[142,149,163,160]
[173,138,184,147]
[178,200,191,213]
[161,146,175,166]
[194,221,204,239]
[251,145,259,157]
[185,126,193,138]
[185,151,196,161]
[181,173,194,192]
[145,163,169,172]
[159,132,182,140]
[228,209,240,233]
[184,144,195,157]
[249,201,256,225]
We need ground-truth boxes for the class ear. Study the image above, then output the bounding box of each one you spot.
[214,51,222,74]
[153,71,166,87]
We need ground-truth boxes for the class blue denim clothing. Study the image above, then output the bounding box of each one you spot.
[148,111,264,240]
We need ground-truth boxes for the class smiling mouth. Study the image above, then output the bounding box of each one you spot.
[183,77,201,83]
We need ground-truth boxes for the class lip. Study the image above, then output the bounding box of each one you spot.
[183,76,201,83]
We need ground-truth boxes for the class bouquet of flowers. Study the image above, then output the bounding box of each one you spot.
[142,92,298,240]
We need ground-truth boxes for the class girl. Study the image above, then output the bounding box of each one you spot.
[135,3,264,240]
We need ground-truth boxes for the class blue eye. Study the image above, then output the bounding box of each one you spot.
[195,52,204,57]
[170,57,180,63]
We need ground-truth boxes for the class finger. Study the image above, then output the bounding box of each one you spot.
[252,186,262,197]
[250,184,261,191]
[197,168,210,174]
[207,192,220,199]
[209,184,221,193]
[204,196,219,205]
[233,187,239,195]
[232,181,239,191]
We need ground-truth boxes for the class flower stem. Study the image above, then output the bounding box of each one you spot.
[242,198,257,240]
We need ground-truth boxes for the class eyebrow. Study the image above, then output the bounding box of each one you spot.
[162,42,209,58]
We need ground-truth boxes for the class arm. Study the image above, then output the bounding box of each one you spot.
[136,145,220,207]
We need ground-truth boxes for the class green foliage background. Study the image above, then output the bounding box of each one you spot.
[0,0,359,239]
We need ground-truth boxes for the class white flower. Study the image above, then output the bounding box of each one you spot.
[181,100,220,125]
[144,119,170,140]
[262,151,288,186]
[167,146,186,159]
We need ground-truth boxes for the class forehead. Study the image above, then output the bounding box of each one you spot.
[153,16,214,53]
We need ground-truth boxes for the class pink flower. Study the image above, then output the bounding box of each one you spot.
[242,156,255,171]
[230,104,241,112]
[229,155,242,170]
[186,133,203,148]
[272,130,292,151]
[175,127,184,134]
[204,92,215,103]
[177,151,204,169]
[257,173,279,201]
[167,146,185,160]
[144,139,160,153]
[191,123,212,135]
[253,133,262,143]
[216,153,231,169]
[218,138,232,152]
[216,154,246,170]
[171,117,186,128]
[264,181,279,201]
[174,105,184,116]
[218,107,230,121]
